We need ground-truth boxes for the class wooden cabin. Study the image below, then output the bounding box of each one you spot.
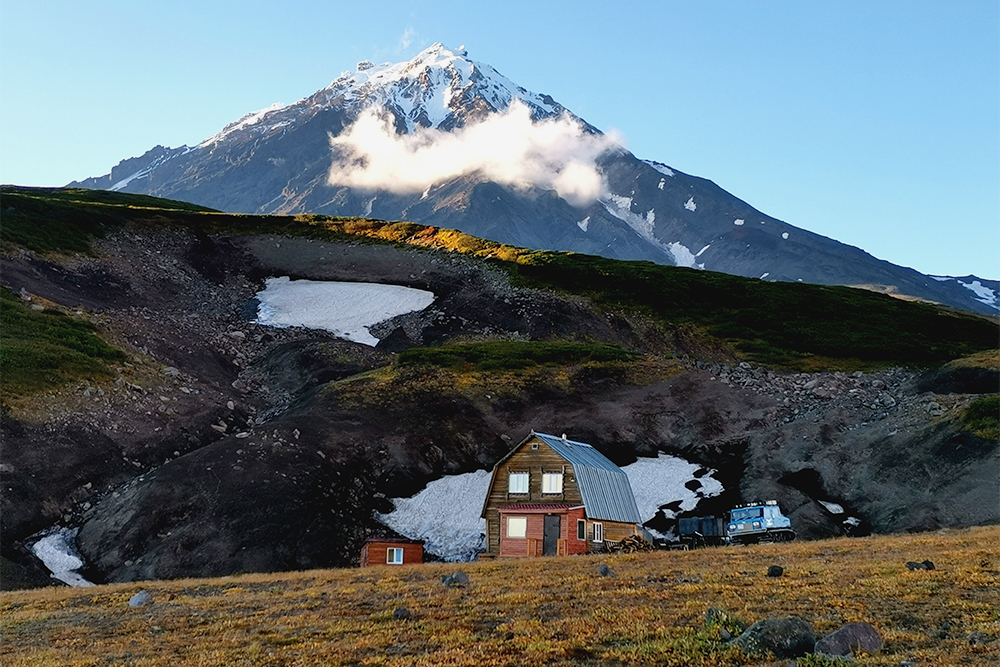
[359,538,424,567]
[481,432,643,557]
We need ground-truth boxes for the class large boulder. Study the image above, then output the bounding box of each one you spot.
[731,617,816,658]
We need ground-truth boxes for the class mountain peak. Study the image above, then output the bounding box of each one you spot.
[314,43,560,131]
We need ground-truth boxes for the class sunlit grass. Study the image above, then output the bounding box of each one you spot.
[2,528,996,666]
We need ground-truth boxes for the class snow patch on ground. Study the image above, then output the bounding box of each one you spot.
[668,242,703,269]
[819,501,845,514]
[254,277,435,346]
[782,232,789,240]
[578,216,590,232]
[760,272,770,279]
[642,160,675,177]
[377,470,491,562]
[734,219,744,226]
[958,280,998,307]
[363,196,376,217]
[658,179,665,190]
[377,454,723,561]
[30,527,95,587]
[696,245,711,257]
[600,195,702,269]
[623,454,723,524]
[684,197,697,211]
[929,275,952,282]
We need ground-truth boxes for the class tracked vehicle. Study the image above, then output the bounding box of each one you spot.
[727,500,795,544]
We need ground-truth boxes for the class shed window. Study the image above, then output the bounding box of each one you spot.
[507,516,527,538]
[386,547,403,565]
[577,519,586,540]
[542,472,563,494]
[508,471,529,494]
[593,522,604,543]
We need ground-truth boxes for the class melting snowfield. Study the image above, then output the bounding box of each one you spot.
[254,277,435,346]
[30,527,95,587]
[378,454,723,561]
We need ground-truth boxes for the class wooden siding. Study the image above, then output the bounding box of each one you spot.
[359,540,424,567]
[591,520,640,551]
[483,436,585,554]
[498,506,587,557]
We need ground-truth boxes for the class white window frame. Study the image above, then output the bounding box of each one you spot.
[542,472,563,494]
[507,516,527,539]
[593,522,604,543]
[386,547,404,565]
[508,471,529,494]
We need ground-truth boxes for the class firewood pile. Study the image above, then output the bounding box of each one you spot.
[606,534,655,553]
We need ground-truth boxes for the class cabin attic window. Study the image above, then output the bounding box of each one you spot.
[386,547,403,565]
[593,522,604,543]
[507,516,527,538]
[508,471,529,494]
[542,472,563,494]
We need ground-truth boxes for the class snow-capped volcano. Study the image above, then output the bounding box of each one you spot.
[71,44,997,316]
[199,43,565,150]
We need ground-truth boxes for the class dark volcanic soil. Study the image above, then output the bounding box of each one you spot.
[2,225,996,586]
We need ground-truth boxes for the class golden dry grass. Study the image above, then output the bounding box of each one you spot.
[2,528,997,666]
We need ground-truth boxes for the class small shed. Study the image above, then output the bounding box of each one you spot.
[359,538,425,567]
[481,432,643,557]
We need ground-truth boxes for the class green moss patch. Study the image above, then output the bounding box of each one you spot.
[0,289,126,396]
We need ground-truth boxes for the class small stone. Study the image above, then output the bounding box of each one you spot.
[227,401,235,410]
[392,607,411,620]
[597,564,616,577]
[441,570,469,586]
[968,631,991,645]
[906,560,935,571]
[128,591,153,608]
[767,565,784,577]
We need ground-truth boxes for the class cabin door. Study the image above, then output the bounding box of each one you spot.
[543,514,561,556]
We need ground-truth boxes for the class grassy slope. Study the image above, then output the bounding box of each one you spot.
[0,288,126,396]
[2,186,997,376]
[1,528,996,666]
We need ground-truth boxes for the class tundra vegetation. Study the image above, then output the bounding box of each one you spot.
[1,528,996,666]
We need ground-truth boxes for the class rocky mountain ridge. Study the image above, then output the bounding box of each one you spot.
[69,44,998,316]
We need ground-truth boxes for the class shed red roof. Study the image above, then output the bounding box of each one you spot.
[499,504,585,513]
[363,537,425,544]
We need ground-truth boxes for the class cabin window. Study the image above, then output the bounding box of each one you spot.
[593,522,604,543]
[386,547,403,565]
[542,472,563,494]
[577,519,586,540]
[507,516,527,538]
[508,471,529,494]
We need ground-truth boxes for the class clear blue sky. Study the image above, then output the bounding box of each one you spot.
[2,1,997,278]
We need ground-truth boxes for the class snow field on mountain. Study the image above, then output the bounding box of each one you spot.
[377,454,722,561]
[253,277,435,346]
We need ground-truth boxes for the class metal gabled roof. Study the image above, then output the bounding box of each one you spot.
[533,433,642,525]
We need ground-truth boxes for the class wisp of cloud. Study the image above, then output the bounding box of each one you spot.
[327,101,623,207]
